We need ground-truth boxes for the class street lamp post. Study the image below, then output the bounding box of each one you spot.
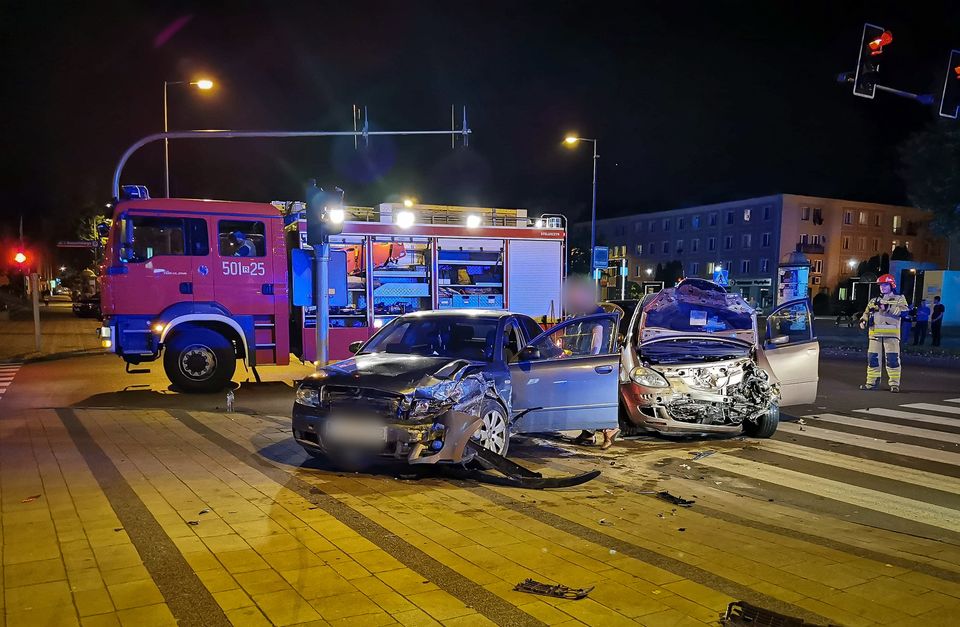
[163,79,214,197]
[564,136,599,282]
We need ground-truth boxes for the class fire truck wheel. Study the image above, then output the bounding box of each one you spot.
[163,326,236,392]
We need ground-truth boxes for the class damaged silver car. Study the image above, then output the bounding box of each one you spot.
[292,309,622,469]
[619,278,819,437]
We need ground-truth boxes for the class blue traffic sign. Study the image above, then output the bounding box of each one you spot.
[592,246,609,270]
[713,268,729,286]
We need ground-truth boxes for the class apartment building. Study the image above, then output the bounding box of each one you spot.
[588,194,947,308]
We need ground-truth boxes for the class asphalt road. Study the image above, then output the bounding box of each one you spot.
[3,309,960,625]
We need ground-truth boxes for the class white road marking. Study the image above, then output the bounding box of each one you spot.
[808,413,960,444]
[901,403,960,416]
[855,407,960,428]
[699,454,960,533]
[757,439,960,495]
[0,364,21,400]
[781,422,960,466]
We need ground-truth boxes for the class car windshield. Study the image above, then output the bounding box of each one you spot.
[642,280,753,334]
[641,338,751,364]
[360,316,499,361]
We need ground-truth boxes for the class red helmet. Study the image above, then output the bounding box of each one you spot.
[877,274,896,288]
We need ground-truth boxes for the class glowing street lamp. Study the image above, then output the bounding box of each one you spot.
[164,77,216,197]
[403,198,415,208]
[563,134,599,283]
[466,214,482,228]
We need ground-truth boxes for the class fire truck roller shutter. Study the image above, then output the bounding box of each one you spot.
[507,240,563,319]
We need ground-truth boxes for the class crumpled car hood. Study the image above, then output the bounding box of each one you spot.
[638,283,757,345]
[300,353,461,395]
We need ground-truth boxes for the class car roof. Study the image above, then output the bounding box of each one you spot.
[117,198,282,218]
[402,309,519,321]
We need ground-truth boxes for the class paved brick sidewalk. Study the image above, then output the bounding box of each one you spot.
[3,406,960,626]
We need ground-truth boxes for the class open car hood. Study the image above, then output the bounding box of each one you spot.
[637,282,758,346]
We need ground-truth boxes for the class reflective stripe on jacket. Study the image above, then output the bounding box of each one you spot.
[860,294,908,338]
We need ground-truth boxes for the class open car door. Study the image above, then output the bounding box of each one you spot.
[757,299,819,406]
[510,313,621,433]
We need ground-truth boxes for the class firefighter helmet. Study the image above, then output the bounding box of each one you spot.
[877,273,897,288]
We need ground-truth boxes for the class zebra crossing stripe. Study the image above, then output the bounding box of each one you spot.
[780,422,960,466]
[855,407,960,428]
[697,453,960,533]
[758,439,960,495]
[809,413,960,445]
[901,402,960,415]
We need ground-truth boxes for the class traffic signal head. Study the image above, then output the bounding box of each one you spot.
[14,251,26,265]
[305,180,345,244]
[939,49,960,119]
[854,23,889,99]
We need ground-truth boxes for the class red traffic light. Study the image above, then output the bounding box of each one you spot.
[868,30,893,55]
[14,251,27,265]
[955,65,960,79]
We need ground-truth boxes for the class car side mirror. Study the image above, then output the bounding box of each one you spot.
[348,340,364,354]
[769,335,790,346]
[517,345,541,362]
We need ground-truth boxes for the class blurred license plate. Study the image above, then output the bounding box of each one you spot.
[325,420,387,444]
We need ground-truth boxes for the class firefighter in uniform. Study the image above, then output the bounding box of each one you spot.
[858,274,908,392]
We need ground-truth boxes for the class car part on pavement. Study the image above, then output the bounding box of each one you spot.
[657,491,695,507]
[514,578,594,600]
[721,600,823,626]
[462,440,601,488]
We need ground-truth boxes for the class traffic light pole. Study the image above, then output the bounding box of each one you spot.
[30,273,40,352]
[315,242,330,370]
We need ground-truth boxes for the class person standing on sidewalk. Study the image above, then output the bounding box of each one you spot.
[858,274,908,392]
[931,295,945,347]
[913,299,931,346]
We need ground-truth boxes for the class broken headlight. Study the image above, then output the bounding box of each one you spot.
[409,398,449,419]
[630,366,669,388]
[295,387,320,407]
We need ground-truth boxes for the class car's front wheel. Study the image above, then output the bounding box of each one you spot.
[744,403,779,438]
[473,399,511,457]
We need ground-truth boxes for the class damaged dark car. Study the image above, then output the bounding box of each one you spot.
[292,309,622,469]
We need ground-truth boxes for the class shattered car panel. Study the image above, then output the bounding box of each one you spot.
[620,278,795,437]
[292,351,510,466]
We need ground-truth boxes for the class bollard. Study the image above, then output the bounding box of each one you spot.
[226,390,235,413]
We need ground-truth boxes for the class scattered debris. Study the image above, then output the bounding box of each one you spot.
[690,450,716,461]
[721,600,816,626]
[797,418,806,425]
[657,513,664,519]
[679,464,692,470]
[598,518,614,526]
[678,528,686,532]
[186,520,200,526]
[114,528,124,532]
[609,549,617,555]
[198,508,210,515]
[20,495,41,503]
[657,491,695,507]
[604,489,614,495]
[514,579,594,600]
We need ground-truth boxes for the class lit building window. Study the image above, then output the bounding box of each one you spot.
[743,208,752,222]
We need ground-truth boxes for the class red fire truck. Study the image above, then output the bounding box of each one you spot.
[98,190,567,392]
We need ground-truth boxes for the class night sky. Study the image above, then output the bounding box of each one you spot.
[2,1,959,252]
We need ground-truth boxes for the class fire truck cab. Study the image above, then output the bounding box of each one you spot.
[99,189,566,392]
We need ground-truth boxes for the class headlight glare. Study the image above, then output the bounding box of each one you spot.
[296,387,320,407]
[630,366,669,388]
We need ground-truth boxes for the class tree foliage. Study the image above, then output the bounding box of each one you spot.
[900,120,960,235]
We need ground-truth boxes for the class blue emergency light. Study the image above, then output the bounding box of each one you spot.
[121,185,150,200]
